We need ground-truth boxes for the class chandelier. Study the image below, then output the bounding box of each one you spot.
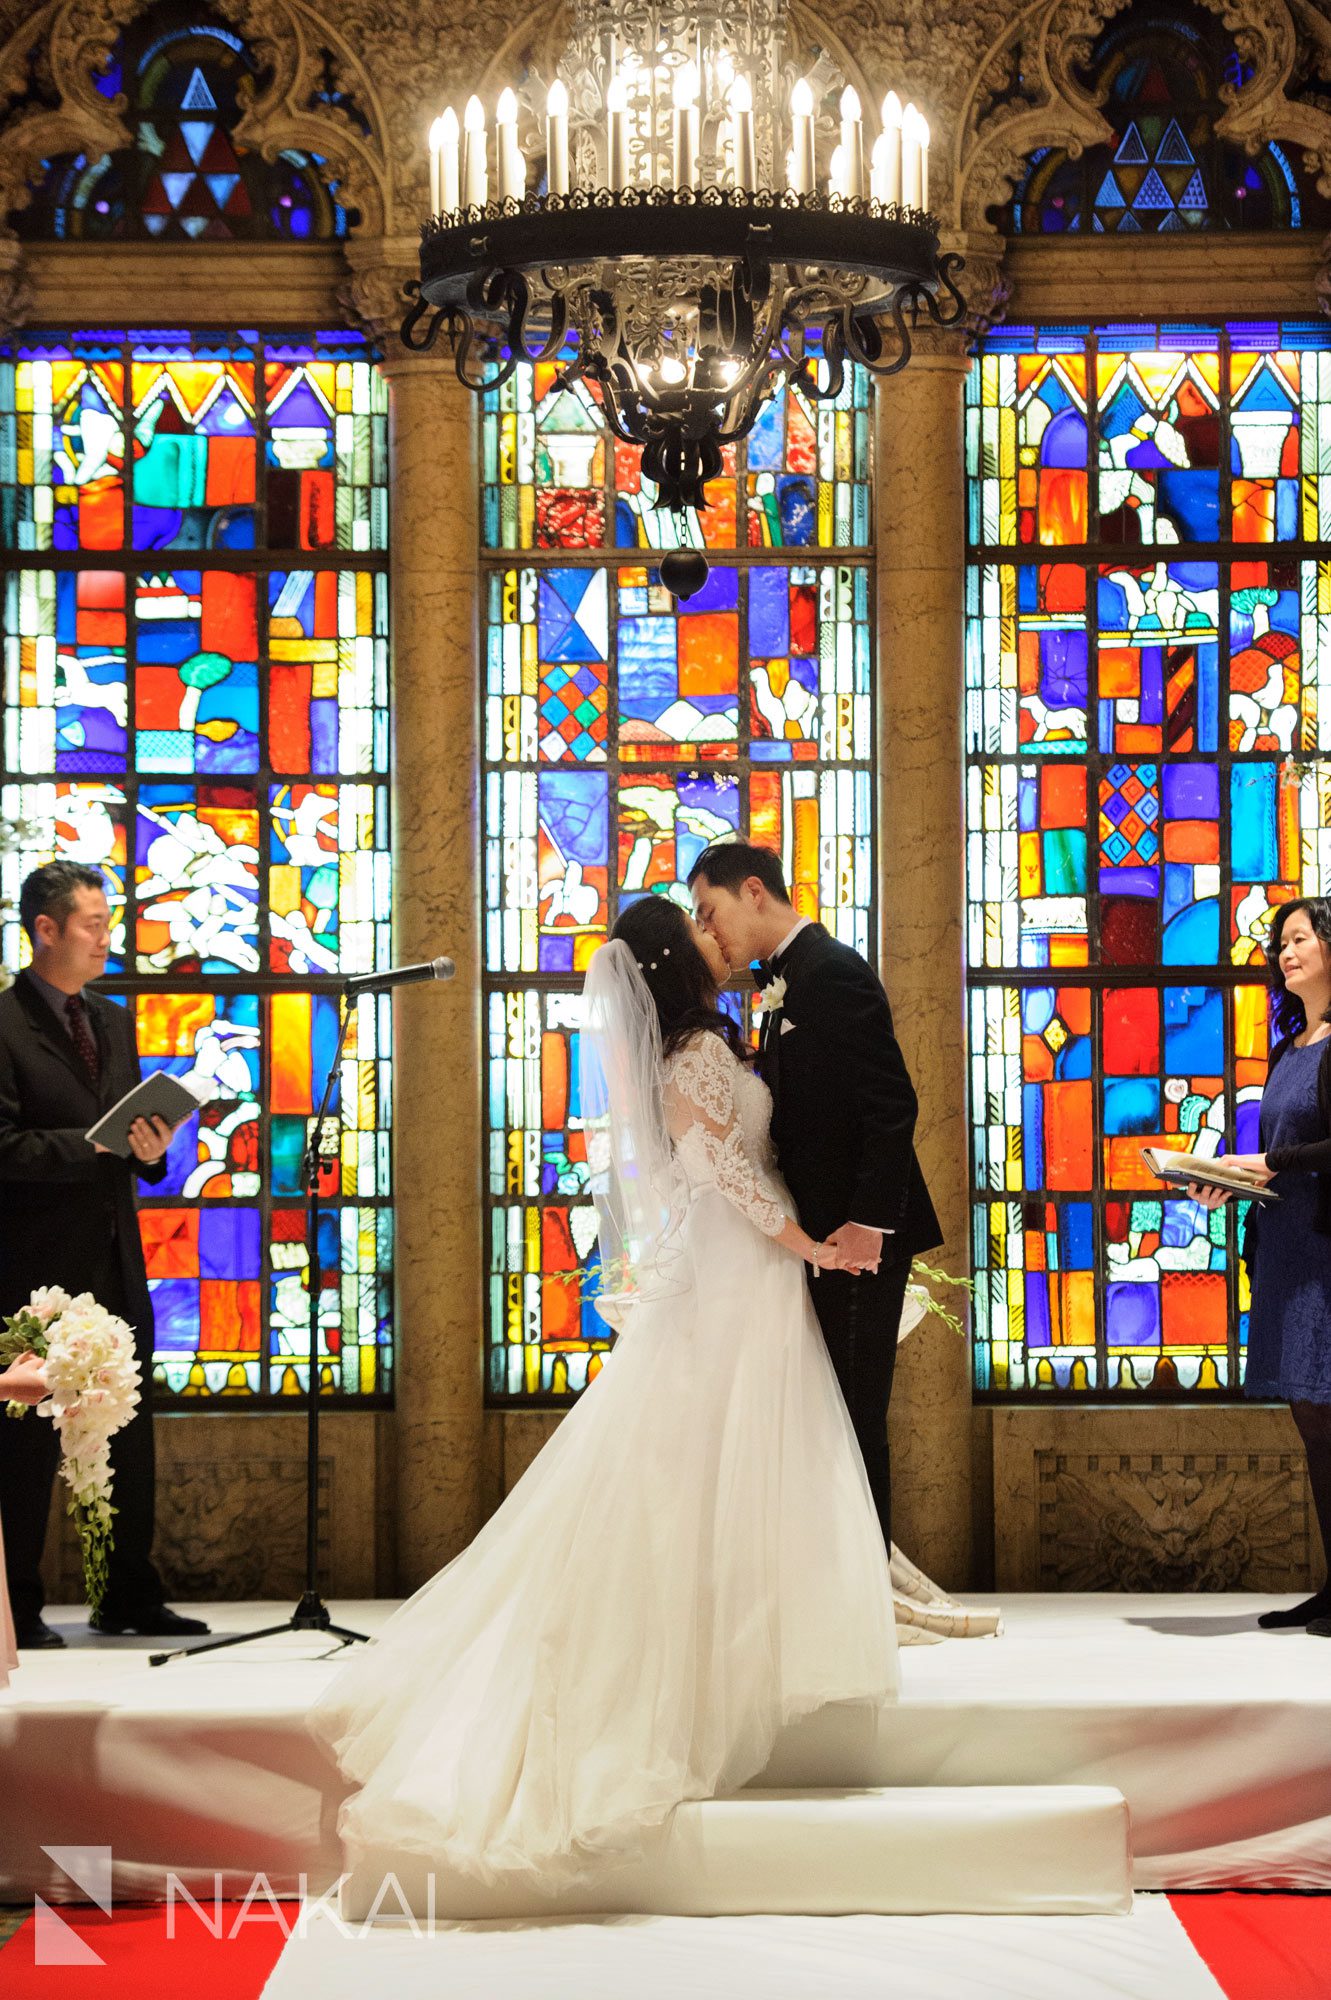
[401,0,965,596]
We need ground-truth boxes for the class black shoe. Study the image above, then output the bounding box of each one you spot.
[15,1618,66,1649]
[1308,1617,1331,1638]
[91,1605,211,1638]
[1257,1592,1331,1630]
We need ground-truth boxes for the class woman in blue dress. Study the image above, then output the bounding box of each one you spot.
[1197,899,1331,1634]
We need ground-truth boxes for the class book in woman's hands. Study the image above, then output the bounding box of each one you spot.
[85,1072,202,1156]
[1140,1147,1280,1204]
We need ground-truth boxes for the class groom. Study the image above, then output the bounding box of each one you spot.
[689,842,942,1556]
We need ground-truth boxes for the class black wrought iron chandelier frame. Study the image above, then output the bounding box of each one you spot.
[400,185,967,517]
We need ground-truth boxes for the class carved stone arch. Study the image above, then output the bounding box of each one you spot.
[0,0,393,239]
[216,0,393,233]
[954,0,1331,240]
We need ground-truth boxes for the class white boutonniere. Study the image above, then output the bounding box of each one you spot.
[756,974,787,1015]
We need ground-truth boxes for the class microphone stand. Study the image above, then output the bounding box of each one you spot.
[151,981,369,1665]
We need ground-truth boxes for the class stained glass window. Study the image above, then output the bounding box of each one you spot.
[16,5,349,242]
[1000,2,1329,236]
[965,319,1331,1394]
[483,363,874,1399]
[0,329,391,1402]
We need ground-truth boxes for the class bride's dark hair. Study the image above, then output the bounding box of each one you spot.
[610,895,751,1064]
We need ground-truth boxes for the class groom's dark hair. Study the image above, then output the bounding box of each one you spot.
[687,841,791,903]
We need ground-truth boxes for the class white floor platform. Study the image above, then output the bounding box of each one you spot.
[260,1895,1227,2000]
[1,1593,1327,1903]
[342,1785,1131,1921]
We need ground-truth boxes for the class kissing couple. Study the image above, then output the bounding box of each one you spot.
[312,840,942,1890]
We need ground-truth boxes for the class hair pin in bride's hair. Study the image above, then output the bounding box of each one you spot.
[662,947,670,956]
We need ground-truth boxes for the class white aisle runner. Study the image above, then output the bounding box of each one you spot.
[260,1895,1223,2000]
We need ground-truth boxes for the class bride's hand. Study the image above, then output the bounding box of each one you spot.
[0,1351,48,1405]
[809,1238,844,1273]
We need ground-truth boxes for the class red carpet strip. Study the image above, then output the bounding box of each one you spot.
[0,1893,1327,1996]
[0,1902,290,1997]
[1169,1893,1331,2000]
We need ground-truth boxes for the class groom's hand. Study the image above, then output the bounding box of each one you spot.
[827,1222,883,1275]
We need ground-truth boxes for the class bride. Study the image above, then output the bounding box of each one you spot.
[310,895,899,1887]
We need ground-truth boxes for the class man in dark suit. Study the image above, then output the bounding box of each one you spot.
[0,861,207,1646]
[690,841,943,1557]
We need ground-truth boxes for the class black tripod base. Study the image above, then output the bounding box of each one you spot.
[149,1590,370,1667]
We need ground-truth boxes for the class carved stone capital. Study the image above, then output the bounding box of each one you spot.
[337,237,420,345]
[0,236,31,334]
[948,228,1010,343]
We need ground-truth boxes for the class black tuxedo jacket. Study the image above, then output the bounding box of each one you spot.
[0,972,164,1346]
[759,923,943,1257]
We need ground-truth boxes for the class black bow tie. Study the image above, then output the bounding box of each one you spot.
[753,956,782,989]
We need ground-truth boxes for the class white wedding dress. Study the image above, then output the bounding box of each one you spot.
[310,1028,899,1889]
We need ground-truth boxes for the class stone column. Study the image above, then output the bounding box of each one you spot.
[376,328,485,1591]
[875,332,975,1589]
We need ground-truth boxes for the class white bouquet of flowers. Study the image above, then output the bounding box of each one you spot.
[0,1286,142,1616]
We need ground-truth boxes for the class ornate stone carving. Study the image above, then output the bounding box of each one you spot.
[1037,1450,1312,1592]
[337,236,420,343]
[0,0,394,239]
[0,233,30,333]
[42,1456,333,1601]
[952,0,1331,236]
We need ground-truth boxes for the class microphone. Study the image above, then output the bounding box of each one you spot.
[342,956,456,993]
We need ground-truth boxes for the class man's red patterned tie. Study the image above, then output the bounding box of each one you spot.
[64,993,101,1087]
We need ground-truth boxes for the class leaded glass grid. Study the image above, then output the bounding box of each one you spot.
[483,361,875,1401]
[0,328,392,1404]
[965,319,1331,1396]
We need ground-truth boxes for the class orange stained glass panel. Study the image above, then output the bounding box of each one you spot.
[1044,1078,1093,1188]
[269,991,312,1113]
[140,1208,200,1278]
[1161,1271,1227,1348]
[200,1281,261,1350]
[678,613,739,696]
[136,990,217,1055]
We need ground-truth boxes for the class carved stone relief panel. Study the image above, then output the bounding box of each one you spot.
[995,1405,1325,1594]
[1036,1449,1312,1592]
[42,1457,330,1602]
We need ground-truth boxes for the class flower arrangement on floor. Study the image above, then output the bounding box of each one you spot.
[0,1287,141,1617]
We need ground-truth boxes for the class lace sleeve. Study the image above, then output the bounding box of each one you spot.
[665,1034,787,1239]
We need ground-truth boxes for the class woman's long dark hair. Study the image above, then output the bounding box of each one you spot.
[610,895,751,1064]
[1266,898,1331,1042]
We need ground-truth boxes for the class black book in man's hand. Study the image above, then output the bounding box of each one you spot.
[85,1072,202,1156]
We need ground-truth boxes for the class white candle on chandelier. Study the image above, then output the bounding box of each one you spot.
[839,87,864,200]
[462,94,487,209]
[918,110,930,211]
[829,141,847,201]
[870,132,890,206]
[497,88,522,203]
[439,105,460,214]
[672,61,699,188]
[900,101,922,210]
[546,80,569,196]
[878,90,902,207]
[428,117,443,216]
[730,74,756,189]
[789,76,815,195]
[607,71,630,189]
